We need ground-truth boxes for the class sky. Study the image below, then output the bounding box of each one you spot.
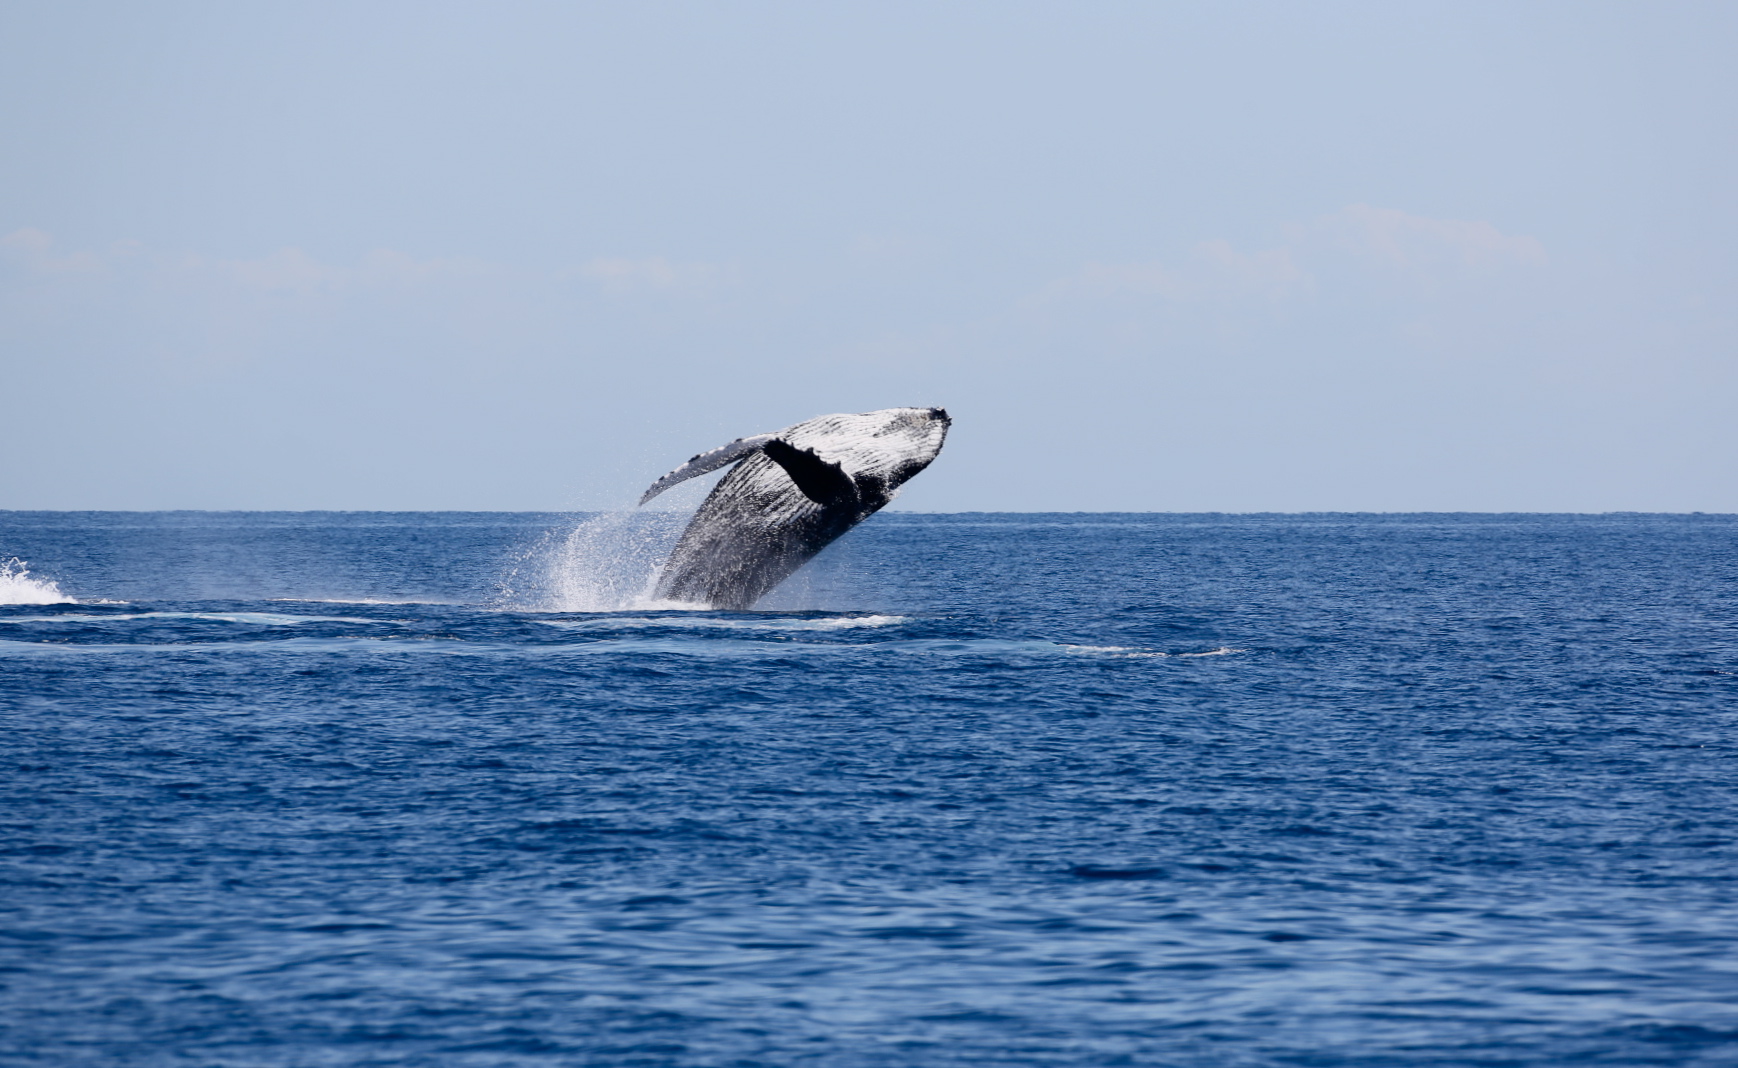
[2,1,1734,511]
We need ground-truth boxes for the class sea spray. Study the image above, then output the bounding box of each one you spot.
[0,558,73,605]
[502,511,692,612]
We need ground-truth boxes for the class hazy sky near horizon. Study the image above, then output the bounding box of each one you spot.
[3,1,1735,511]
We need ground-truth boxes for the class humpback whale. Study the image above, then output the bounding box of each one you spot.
[639,407,950,609]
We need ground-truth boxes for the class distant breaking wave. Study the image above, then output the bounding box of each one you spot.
[0,559,73,605]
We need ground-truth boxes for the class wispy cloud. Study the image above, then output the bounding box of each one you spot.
[0,231,513,372]
[2,227,119,276]
[578,256,736,295]
[1062,241,1307,303]
[216,247,497,293]
[1044,204,1544,309]
[2,230,496,294]
[1312,203,1547,269]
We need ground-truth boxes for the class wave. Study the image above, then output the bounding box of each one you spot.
[0,558,73,605]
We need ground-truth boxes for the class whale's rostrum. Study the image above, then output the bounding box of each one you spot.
[640,407,950,609]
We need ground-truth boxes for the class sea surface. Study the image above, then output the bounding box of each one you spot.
[3,511,1737,1067]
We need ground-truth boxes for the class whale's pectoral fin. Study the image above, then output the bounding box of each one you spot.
[762,439,858,507]
[639,433,778,505]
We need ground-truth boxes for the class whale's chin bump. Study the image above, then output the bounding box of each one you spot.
[639,407,951,610]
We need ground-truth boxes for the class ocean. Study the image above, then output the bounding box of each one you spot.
[2,510,1736,1066]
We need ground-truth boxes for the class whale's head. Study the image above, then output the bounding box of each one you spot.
[873,406,951,470]
[771,406,949,512]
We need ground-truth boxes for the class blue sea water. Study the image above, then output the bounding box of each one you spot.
[2,510,1737,1067]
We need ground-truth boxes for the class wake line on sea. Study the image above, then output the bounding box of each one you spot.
[271,597,461,606]
[0,634,1237,660]
[0,611,394,626]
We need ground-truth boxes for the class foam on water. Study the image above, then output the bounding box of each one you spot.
[271,597,460,606]
[1058,644,1244,658]
[0,633,1219,660]
[534,613,908,632]
[0,558,72,605]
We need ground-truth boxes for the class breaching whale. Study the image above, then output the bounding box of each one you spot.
[639,407,951,609]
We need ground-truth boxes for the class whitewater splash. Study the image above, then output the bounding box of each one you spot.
[507,509,865,614]
[502,511,693,612]
[0,558,73,605]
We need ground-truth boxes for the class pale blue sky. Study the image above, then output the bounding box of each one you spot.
[3,1,1734,510]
